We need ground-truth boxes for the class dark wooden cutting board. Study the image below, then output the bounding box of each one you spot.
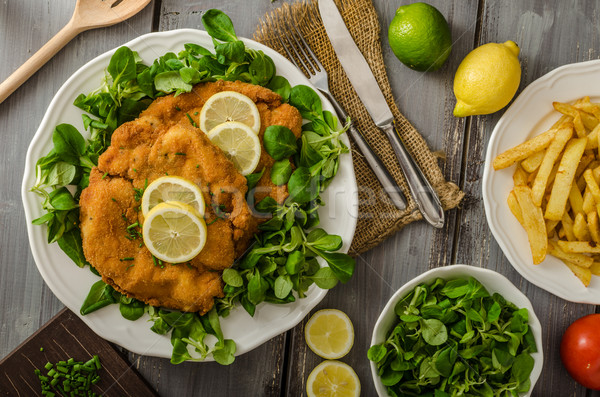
[0,308,159,396]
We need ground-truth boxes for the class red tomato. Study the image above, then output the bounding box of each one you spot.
[560,313,600,390]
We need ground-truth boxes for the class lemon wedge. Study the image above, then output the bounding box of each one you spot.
[305,309,354,360]
[207,121,261,175]
[200,91,261,134]
[306,360,360,397]
[142,202,207,263]
[141,176,205,217]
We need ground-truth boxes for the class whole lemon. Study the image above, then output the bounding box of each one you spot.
[453,41,521,117]
[388,2,452,72]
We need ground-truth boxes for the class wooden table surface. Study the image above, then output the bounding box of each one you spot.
[2,1,600,396]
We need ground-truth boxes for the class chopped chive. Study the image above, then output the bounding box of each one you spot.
[127,222,139,230]
[186,113,198,127]
[133,168,138,172]
[120,257,134,261]
[111,197,116,202]
[194,111,199,115]
[175,105,181,111]
[206,218,218,226]
[40,347,44,352]
[175,152,186,156]
[101,172,108,179]
[196,164,200,168]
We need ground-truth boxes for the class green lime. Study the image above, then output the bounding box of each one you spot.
[388,2,452,71]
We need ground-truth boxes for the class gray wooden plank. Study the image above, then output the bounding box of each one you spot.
[454,1,600,396]
[284,0,478,395]
[0,0,155,359]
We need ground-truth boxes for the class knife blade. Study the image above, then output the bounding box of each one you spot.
[318,0,445,228]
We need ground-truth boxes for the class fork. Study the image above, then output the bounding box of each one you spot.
[274,18,406,211]
[0,0,152,104]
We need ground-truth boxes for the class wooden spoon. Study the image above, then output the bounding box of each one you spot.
[0,0,151,105]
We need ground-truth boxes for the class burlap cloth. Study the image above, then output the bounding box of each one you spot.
[254,0,464,254]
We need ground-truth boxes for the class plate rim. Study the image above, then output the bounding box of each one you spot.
[20,28,358,359]
[483,59,600,304]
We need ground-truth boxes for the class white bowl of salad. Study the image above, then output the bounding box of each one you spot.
[368,264,543,397]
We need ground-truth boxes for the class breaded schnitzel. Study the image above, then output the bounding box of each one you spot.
[79,80,302,314]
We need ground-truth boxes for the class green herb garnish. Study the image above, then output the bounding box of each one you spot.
[36,355,102,396]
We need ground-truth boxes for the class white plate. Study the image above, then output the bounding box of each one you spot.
[483,59,600,304]
[370,265,543,397]
[21,29,358,360]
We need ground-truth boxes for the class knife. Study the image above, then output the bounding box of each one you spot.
[318,0,445,228]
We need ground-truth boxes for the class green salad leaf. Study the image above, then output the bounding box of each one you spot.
[30,8,353,366]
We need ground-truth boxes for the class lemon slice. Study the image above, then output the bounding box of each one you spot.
[208,121,261,175]
[141,176,205,217]
[306,360,360,397]
[142,202,207,263]
[305,309,354,359]
[200,91,261,134]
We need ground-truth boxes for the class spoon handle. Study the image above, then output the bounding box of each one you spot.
[0,20,80,105]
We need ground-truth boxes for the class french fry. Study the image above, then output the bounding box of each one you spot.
[513,164,529,186]
[556,240,600,254]
[591,261,600,276]
[568,184,584,215]
[543,162,559,190]
[493,128,557,170]
[548,240,594,268]
[592,165,600,183]
[546,219,559,237]
[583,169,600,204]
[545,137,588,220]
[553,102,586,137]
[574,97,600,120]
[573,212,591,241]
[589,211,600,243]
[513,186,547,264]
[521,150,545,173]
[507,190,524,224]
[531,125,573,206]
[585,123,600,150]
[583,189,595,214]
[558,227,566,239]
[563,261,592,286]
[561,212,576,241]
[575,153,595,180]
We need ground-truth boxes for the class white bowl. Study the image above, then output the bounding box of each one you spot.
[369,265,543,396]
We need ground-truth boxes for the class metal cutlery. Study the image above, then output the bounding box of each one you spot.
[318,0,445,228]
[272,14,407,211]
